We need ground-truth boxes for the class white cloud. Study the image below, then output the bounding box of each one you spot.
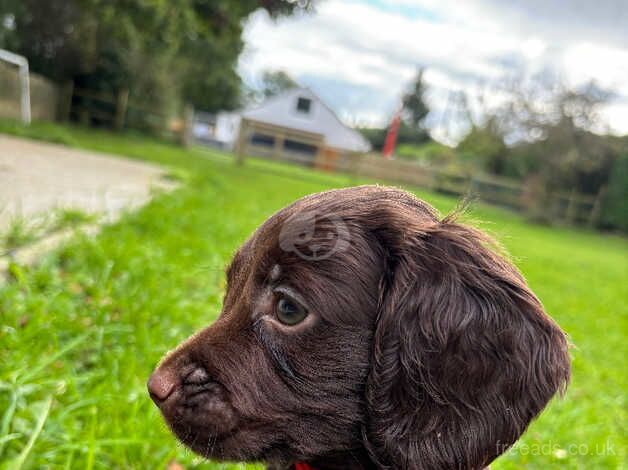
[239,0,628,141]
[600,100,628,135]
[562,42,628,95]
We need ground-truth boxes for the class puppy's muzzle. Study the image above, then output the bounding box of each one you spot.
[148,363,211,404]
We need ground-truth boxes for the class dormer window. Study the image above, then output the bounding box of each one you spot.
[296,97,312,114]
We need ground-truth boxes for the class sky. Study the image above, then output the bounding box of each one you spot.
[239,0,628,143]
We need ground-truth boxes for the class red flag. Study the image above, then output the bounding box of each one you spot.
[382,107,402,159]
[294,464,315,470]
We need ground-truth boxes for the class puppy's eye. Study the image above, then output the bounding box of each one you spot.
[276,296,308,326]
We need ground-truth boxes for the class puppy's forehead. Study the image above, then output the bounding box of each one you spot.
[243,186,387,267]
[233,185,439,281]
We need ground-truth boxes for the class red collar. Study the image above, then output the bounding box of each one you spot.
[294,463,315,470]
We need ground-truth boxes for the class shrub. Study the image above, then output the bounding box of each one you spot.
[600,153,628,231]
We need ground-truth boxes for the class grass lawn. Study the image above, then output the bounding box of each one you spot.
[0,121,626,469]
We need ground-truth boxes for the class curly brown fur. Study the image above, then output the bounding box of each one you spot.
[148,186,570,470]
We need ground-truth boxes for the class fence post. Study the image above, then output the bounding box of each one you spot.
[114,88,129,131]
[588,185,607,227]
[469,174,480,199]
[181,104,194,147]
[78,108,90,126]
[58,80,74,122]
[273,131,285,160]
[565,188,578,223]
[17,56,31,124]
[235,119,247,165]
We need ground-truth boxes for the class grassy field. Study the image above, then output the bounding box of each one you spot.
[0,121,626,469]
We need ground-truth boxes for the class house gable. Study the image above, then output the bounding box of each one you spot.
[241,88,370,153]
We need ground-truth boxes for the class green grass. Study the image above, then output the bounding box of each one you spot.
[1,208,96,254]
[1,217,39,251]
[50,208,97,232]
[0,120,626,469]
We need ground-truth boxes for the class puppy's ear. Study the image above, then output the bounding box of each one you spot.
[364,214,570,469]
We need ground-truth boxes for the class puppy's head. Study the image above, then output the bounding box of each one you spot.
[148,186,570,469]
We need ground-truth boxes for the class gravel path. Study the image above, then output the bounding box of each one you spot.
[0,134,172,232]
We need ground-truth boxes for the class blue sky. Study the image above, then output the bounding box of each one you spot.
[364,0,442,21]
[239,0,628,142]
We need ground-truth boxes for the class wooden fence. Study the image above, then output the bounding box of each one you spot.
[355,154,599,225]
[0,64,174,136]
[239,148,601,226]
[60,86,189,141]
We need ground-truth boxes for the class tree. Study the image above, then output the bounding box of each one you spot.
[359,121,432,151]
[261,70,298,98]
[496,78,615,193]
[479,75,625,227]
[0,0,98,81]
[402,69,430,132]
[601,149,628,231]
[0,0,315,122]
[359,70,432,152]
[457,117,508,175]
[176,2,312,112]
[357,127,387,150]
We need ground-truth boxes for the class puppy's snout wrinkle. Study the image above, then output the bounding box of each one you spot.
[184,366,211,385]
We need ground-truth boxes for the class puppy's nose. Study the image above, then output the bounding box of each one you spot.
[147,366,178,403]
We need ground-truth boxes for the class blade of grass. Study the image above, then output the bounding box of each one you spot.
[18,333,90,383]
[53,438,145,451]
[86,406,97,470]
[0,390,18,456]
[11,396,52,470]
[63,449,75,470]
[0,434,21,445]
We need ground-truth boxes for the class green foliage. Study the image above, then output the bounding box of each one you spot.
[402,68,430,131]
[0,0,314,122]
[529,119,615,194]
[357,126,387,150]
[457,117,508,174]
[0,122,626,468]
[1,217,38,251]
[51,208,96,232]
[0,0,94,81]
[397,121,431,146]
[0,119,77,146]
[506,81,618,195]
[0,204,96,253]
[240,69,298,107]
[359,121,430,151]
[261,70,298,98]
[600,152,628,231]
[359,68,431,151]
[397,141,455,164]
[454,80,626,230]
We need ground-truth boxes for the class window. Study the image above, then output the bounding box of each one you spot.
[283,139,318,156]
[296,97,312,114]
[250,133,275,147]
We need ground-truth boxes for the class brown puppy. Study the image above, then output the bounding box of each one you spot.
[148,186,570,470]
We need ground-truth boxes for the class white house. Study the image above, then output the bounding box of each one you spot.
[198,88,370,164]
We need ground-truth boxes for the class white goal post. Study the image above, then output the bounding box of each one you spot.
[0,48,31,124]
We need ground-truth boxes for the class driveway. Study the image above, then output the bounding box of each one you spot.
[0,134,171,232]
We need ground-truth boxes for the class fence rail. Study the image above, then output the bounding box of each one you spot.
[70,87,168,130]
[241,148,601,226]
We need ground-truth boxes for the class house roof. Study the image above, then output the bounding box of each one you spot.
[241,88,371,153]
